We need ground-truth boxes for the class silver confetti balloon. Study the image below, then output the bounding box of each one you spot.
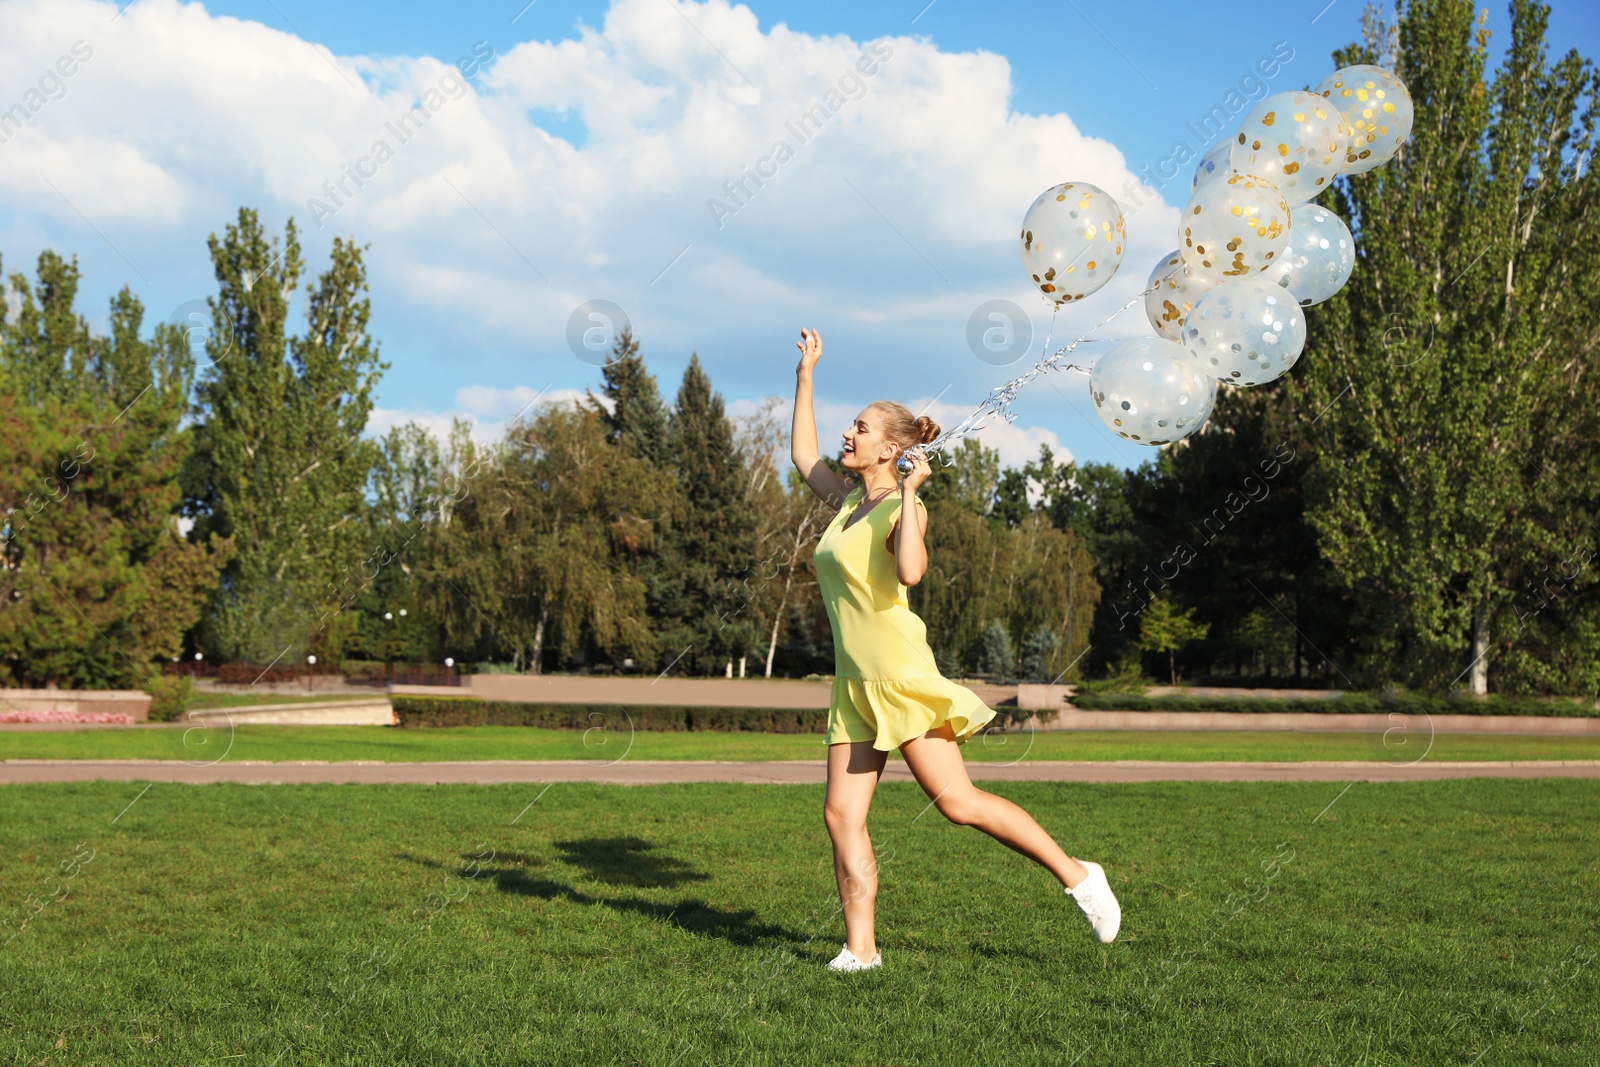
[1265,203,1356,306]
[1091,336,1217,445]
[1191,139,1233,192]
[1181,277,1306,386]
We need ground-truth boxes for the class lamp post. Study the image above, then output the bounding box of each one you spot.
[444,656,455,687]
[306,654,316,693]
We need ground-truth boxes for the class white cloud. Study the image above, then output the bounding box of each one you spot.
[369,386,595,445]
[0,0,1183,468]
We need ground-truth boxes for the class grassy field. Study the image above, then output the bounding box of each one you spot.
[3,723,1600,764]
[1,778,1594,1064]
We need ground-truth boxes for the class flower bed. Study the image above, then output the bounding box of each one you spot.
[0,708,137,725]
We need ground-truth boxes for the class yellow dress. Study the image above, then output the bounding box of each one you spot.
[815,486,999,750]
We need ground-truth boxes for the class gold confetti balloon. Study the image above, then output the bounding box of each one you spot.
[1178,172,1292,285]
[1315,65,1413,175]
[1019,182,1126,306]
[1090,336,1217,446]
[1143,249,1219,342]
[1229,90,1351,203]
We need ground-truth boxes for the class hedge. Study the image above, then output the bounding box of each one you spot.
[1067,691,1600,717]
[392,695,833,732]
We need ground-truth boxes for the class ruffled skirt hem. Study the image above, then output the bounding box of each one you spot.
[825,675,1000,751]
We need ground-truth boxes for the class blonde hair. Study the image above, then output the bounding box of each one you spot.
[869,401,941,455]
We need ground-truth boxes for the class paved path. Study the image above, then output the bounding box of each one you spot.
[3,759,1598,786]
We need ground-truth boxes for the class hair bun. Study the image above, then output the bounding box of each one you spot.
[914,415,941,444]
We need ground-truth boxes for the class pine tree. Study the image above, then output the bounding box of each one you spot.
[663,354,759,674]
[592,328,672,466]
[976,620,1015,679]
[0,250,232,687]
[1017,625,1060,684]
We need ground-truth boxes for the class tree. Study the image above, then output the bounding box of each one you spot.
[661,355,759,674]
[183,209,387,665]
[912,482,1099,678]
[993,468,1030,528]
[1291,1,1600,693]
[419,404,664,672]
[591,327,672,467]
[0,250,231,687]
[1137,596,1210,685]
[1027,447,1144,671]
[919,437,1000,516]
[976,620,1015,679]
[1017,625,1061,684]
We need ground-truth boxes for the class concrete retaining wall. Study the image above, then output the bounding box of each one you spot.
[389,677,1597,736]
[185,699,396,726]
[0,689,152,721]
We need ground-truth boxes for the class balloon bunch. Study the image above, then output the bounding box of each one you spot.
[904,65,1412,472]
[1090,64,1413,444]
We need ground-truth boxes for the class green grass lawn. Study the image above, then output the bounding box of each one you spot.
[4,723,1600,764]
[1,778,1594,1064]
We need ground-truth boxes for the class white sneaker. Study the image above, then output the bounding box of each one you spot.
[1066,860,1121,943]
[826,945,882,972]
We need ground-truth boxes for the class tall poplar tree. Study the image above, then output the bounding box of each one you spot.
[1290,1,1600,693]
[183,209,387,664]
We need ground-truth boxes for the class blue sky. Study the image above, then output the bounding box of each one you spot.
[4,0,1597,471]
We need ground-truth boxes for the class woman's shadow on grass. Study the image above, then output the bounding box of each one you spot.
[401,836,808,950]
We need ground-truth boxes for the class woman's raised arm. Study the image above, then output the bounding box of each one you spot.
[790,327,852,506]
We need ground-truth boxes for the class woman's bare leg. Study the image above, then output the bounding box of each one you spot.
[824,740,888,959]
[899,721,1089,889]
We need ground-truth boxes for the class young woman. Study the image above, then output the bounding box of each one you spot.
[790,326,1121,972]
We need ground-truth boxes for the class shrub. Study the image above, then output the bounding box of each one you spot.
[214,662,300,685]
[392,696,832,732]
[1067,691,1598,717]
[340,660,388,681]
[143,674,194,722]
[1075,653,1152,696]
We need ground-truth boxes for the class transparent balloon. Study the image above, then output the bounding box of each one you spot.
[1143,250,1219,342]
[1316,65,1413,175]
[1179,173,1292,284]
[1191,139,1233,193]
[1181,277,1306,386]
[1230,90,1350,203]
[1265,203,1356,306]
[1090,336,1217,445]
[1020,182,1126,306]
